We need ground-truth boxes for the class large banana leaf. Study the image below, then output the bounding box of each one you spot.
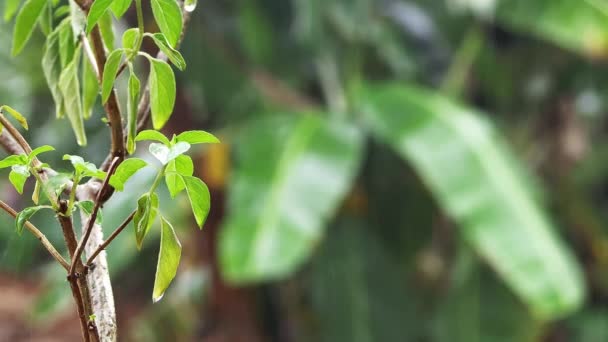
[220,114,363,283]
[359,84,585,320]
[496,0,608,57]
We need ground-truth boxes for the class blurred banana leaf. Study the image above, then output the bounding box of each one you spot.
[220,114,363,283]
[360,84,585,320]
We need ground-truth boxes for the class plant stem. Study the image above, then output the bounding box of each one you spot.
[86,211,136,266]
[440,25,484,98]
[0,199,69,269]
[0,113,32,155]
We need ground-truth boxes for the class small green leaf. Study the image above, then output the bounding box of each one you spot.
[63,155,106,179]
[82,55,99,120]
[4,0,22,22]
[110,0,132,18]
[42,23,66,118]
[149,141,190,165]
[48,173,71,197]
[148,58,176,130]
[76,200,103,224]
[153,216,182,302]
[12,0,46,56]
[135,129,170,145]
[181,175,210,228]
[58,46,87,146]
[98,10,115,49]
[101,49,124,103]
[38,2,51,36]
[29,145,55,159]
[86,0,113,34]
[126,71,140,154]
[32,179,40,204]
[149,33,186,70]
[122,28,140,50]
[0,105,28,129]
[165,155,193,198]
[109,158,147,191]
[0,154,27,168]
[134,192,159,250]
[9,164,30,194]
[176,130,219,145]
[150,0,182,47]
[15,206,50,235]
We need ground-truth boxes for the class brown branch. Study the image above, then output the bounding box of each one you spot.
[0,113,32,155]
[0,130,25,155]
[86,211,135,267]
[0,200,69,269]
[70,157,120,276]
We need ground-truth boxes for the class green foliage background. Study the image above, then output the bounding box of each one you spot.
[2,0,608,340]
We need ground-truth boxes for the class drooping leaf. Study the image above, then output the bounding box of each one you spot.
[181,175,210,229]
[175,130,219,145]
[101,49,123,103]
[76,200,103,224]
[82,53,99,120]
[148,58,176,130]
[0,154,27,168]
[110,0,131,18]
[126,71,140,154]
[68,0,86,38]
[0,105,28,129]
[42,22,66,118]
[122,28,140,51]
[109,157,147,191]
[86,0,113,34]
[38,2,51,36]
[149,33,186,70]
[32,180,40,204]
[58,46,87,146]
[165,155,193,198]
[219,115,363,283]
[98,10,115,49]
[9,164,30,194]
[134,192,159,250]
[11,0,46,55]
[4,0,22,22]
[152,217,182,302]
[149,141,189,165]
[135,129,171,145]
[15,206,50,235]
[150,0,182,47]
[57,18,75,68]
[359,83,585,320]
[63,155,106,179]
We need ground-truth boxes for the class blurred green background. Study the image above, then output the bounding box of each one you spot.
[3,0,608,340]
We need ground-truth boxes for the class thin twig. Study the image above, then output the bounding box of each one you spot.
[0,200,69,269]
[86,211,135,267]
[69,157,120,276]
[0,113,32,155]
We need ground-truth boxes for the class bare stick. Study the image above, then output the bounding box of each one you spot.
[86,211,135,267]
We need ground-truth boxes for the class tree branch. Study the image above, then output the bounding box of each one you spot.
[86,211,135,267]
[0,200,69,269]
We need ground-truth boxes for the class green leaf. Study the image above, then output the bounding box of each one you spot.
[109,158,147,191]
[181,175,210,229]
[38,2,51,36]
[149,33,186,70]
[11,0,46,55]
[110,0,132,18]
[165,155,193,198]
[58,46,87,146]
[135,129,170,145]
[15,206,49,235]
[76,200,102,224]
[134,192,159,250]
[9,164,30,194]
[4,0,22,22]
[86,0,113,34]
[68,0,86,37]
[126,71,140,154]
[57,18,75,69]
[359,83,585,320]
[42,22,66,118]
[98,10,115,49]
[150,0,182,47]
[219,115,363,283]
[0,105,28,129]
[101,49,123,103]
[152,216,182,302]
[0,154,27,168]
[149,141,190,165]
[29,145,55,159]
[175,130,219,145]
[63,155,106,179]
[148,58,176,130]
[82,54,99,120]
[122,28,140,51]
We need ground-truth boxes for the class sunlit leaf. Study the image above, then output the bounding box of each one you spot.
[4,0,22,22]
[0,105,28,129]
[82,54,98,120]
[110,0,132,18]
[98,10,115,49]
[181,175,210,228]
[148,33,186,70]
[149,141,189,165]
[150,0,182,47]
[165,155,193,198]
[135,129,170,145]
[63,155,106,179]
[152,217,182,302]
[86,0,113,34]
[58,46,87,146]
[126,71,140,154]
[42,21,66,118]
[109,158,147,191]
[76,200,103,224]
[134,192,159,250]
[0,154,27,169]
[11,0,46,55]
[122,28,140,50]
[29,145,55,159]
[9,164,30,194]
[101,49,123,103]
[175,130,219,145]
[148,58,176,130]
[15,205,50,235]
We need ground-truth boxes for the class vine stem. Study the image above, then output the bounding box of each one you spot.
[0,200,69,269]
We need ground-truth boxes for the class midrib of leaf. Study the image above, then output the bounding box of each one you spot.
[249,117,320,273]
